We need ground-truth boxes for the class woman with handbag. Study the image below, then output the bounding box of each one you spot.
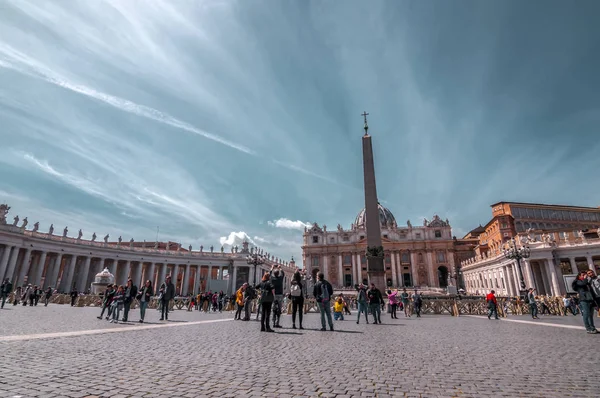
[137,280,154,323]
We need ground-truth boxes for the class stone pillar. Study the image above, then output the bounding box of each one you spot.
[0,245,12,281]
[78,257,92,292]
[207,265,213,291]
[146,263,156,288]
[390,251,397,287]
[545,258,561,296]
[33,251,48,286]
[133,261,142,286]
[48,254,63,289]
[410,252,419,287]
[192,266,200,294]
[182,264,191,295]
[230,265,237,293]
[426,251,436,287]
[61,255,78,292]
[338,254,343,287]
[523,260,535,290]
[249,265,255,287]
[16,248,32,286]
[322,255,328,280]
[569,257,577,274]
[586,255,594,270]
[4,246,21,284]
[351,253,357,285]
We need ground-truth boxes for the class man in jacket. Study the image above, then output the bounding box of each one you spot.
[70,288,78,307]
[573,271,598,334]
[313,272,334,331]
[160,275,175,321]
[356,284,369,324]
[269,265,285,328]
[122,279,138,322]
[586,269,600,313]
[486,290,499,320]
[243,284,255,321]
[1,278,12,309]
[527,288,538,319]
[97,284,115,319]
[367,283,383,324]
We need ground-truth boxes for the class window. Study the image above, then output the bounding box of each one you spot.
[383,234,388,239]
[401,252,410,263]
[385,255,391,264]
[343,235,349,242]
[437,252,446,263]
[415,233,421,239]
[311,257,319,267]
[361,256,366,264]
[434,230,442,238]
[418,253,424,263]
[330,237,335,243]
[501,223,508,229]
[343,255,351,264]
[360,235,365,240]
[312,236,319,243]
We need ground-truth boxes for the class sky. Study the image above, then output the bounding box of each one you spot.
[1,0,599,265]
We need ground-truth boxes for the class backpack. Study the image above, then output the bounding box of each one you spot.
[320,282,331,302]
[291,283,302,297]
[357,289,367,303]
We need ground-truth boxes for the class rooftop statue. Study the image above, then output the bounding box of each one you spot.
[118,236,122,244]
[166,242,170,250]
[13,215,19,226]
[103,234,109,243]
[221,246,224,253]
[130,238,134,248]
[49,224,54,235]
[92,233,97,242]
[78,229,83,240]
[32,222,39,232]
[188,244,192,252]
[210,245,214,253]
[0,204,10,225]
[63,226,68,237]
[200,245,203,252]
[21,217,28,229]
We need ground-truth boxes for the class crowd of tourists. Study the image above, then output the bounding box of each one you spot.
[485,268,600,334]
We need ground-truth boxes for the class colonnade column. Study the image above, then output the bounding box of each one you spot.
[586,255,594,270]
[355,253,362,284]
[0,245,13,280]
[146,263,155,288]
[48,254,63,289]
[337,255,343,287]
[322,255,328,280]
[183,264,191,295]
[230,265,236,292]
[523,260,535,290]
[350,253,356,285]
[410,252,419,287]
[158,264,166,286]
[33,251,48,286]
[390,251,397,287]
[16,248,32,286]
[131,261,140,286]
[569,257,577,274]
[427,252,436,287]
[62,255,78,292]
[4,247,20,284]
[78,257,92,292]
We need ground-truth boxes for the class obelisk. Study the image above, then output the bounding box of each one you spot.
[361,112,386,289]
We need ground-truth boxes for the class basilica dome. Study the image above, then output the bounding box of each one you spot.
[355,203,397,229]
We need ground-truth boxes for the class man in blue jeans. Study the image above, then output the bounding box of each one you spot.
[313,272,334,331]
[527,288,539,319]
[356,284,369,324]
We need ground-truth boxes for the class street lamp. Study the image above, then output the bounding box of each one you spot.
[503,237,531,296]
[246,250,266,286]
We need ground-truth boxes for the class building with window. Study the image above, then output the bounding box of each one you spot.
[302,204,457,289]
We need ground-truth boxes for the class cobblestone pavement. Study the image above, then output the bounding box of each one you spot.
[1,305,599,397]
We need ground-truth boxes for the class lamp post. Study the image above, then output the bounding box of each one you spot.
[246,250,266,286]
[503,238,531,297]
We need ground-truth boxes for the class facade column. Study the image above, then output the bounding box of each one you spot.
[33,251,47,287]
[146,262,156,288]
[322,255,328,280]
[4,246,21,284]
[523,260,535,290]
[427,251,436,287]
[48,254,63,289]
[338,254,343,287]
[16,248,32,287]
[249,265,255,287]
[193,265,200,294]
[182,264,191,295]
[230,265,236,293]
[78,257,92,292]
[390,251,397,287]
[355,253,362,284]
[159,263,168,285]
[0,245,13,280]
[569,257,577,274]
[410,252,419,287]
[172,264,179,294]
[586,255,594,270]
[62,255,78,292]
[546,258,561,296]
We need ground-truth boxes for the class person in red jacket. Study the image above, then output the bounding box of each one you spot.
[486,290,499,320]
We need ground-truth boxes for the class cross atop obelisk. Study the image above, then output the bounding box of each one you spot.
[360,112,385,288]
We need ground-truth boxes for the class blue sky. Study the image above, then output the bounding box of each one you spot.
[1,0,599,264]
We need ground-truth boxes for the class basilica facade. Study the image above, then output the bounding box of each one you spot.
[302,204,456,289]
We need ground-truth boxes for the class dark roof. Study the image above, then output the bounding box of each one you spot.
[491,201,600,211]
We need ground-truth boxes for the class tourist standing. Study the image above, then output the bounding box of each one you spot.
[122,279,138,322]
[527,288,538,319]
[270,265,285,328]
[159,275,175,321]
[387,289,399,319]
[587,269,600,315]
[356,284,369,324]
[110,286,125,323]
[44,287,53,306]
[259,273,275,332]
[0,278,12,309]
[367,283,383,324]
[313,272,334,331]
[138,280,153,323]
[234,284,246,320]
[290,271,304,329]
[333,297,345,320]
[70,287,78,307]
[98,285,115,320]
[401,288,411,317]
[486,290,499,320]
[243,284,255,321]
[572,271,597,334]
[412,290,423,318]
